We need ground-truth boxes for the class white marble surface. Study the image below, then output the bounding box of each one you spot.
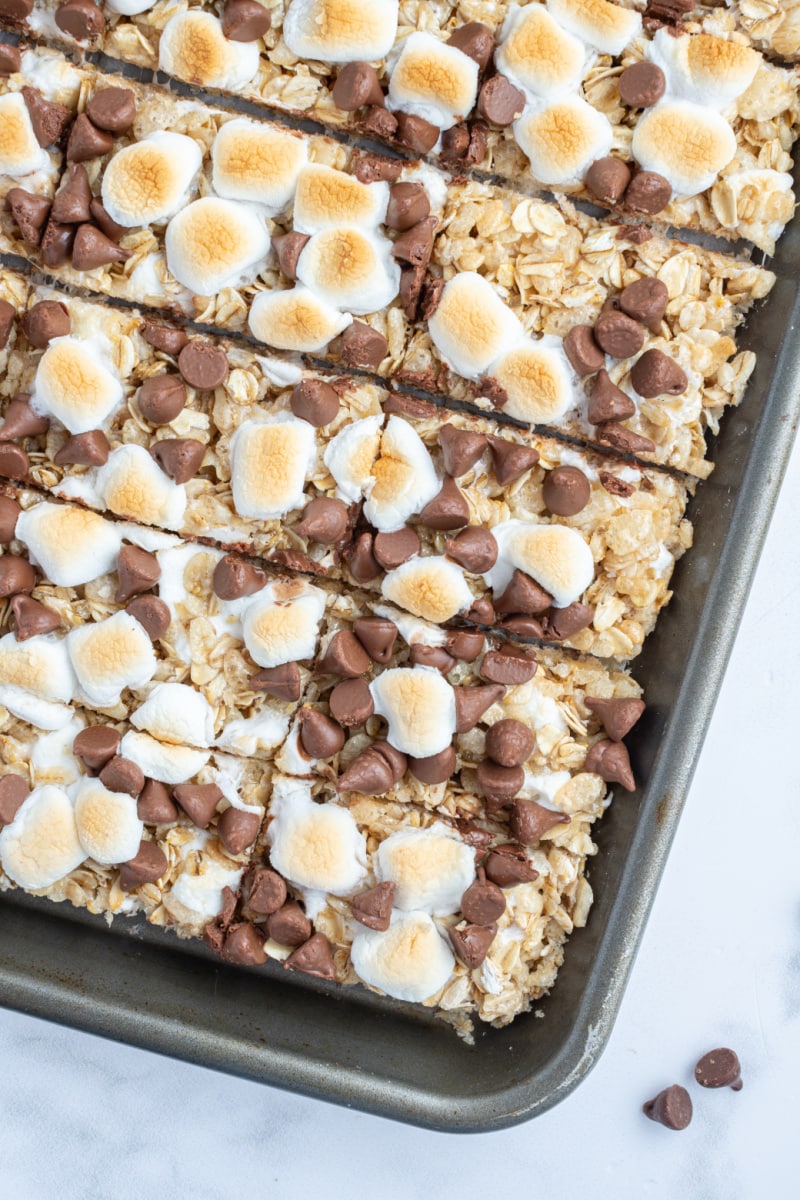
[1,440,798,1200]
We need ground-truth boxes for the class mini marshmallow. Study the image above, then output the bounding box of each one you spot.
[73,778,144,866]
[215,709,290,757]
[514,96,613,187]
[119,730,211,784]
[282,0,399,65]
[159,11,260,91]
[323,413,383,503]
[230,415,317,520]
[106,0,155,13]
[249,285,353,353]
[15,502,122,588]
[380,557,473,624]
[0,632,75,705]
[101,132,203,229]
[485,520,594,608]
[95,444,187,530]
[350,911,455,1003]
[387,31,479,130]
[0,93,49,178]
[170,845,243,920]
[632,101,736,198]
[496,6,586,101]
[648,28,761,111]
[375,825,475,915]
[293,165,389,235]
[165,197,271,296]
[33,337,124,435]
[212,119,307,212]
[428,273,523,381]
[546,0,641,56]
[369,666,457,757]
[241,581,327,668]
[130,683,215,748]
[67,611,157,708]
[363,415,440,532]
[295,227,401,315]
[489,338,575,425]
[31,717,85,789]
[267,774,367,895]
[0,785,85,890]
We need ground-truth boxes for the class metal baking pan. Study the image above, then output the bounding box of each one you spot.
[1,183,799,1135]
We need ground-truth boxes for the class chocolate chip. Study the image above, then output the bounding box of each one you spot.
[0,45,21,76]
[115,544,160,604]
[212,553,265,600]
[0,301,14,353]
[398,265,425,320]
[243,867,286,915]
[141,323,188,356]
[458,822,494,854]
[332,61,384,110]
[563,324,605,376]
[21,87,72,148]
[329,677,374,727]
[268,900,311,946]
[339,322,387,370]
[249,662,302,701]
[22,299,71,349]
[409,644,455,674]
[345,531,381,583]
[40,219,75,267]
[299,709,345,759]
[85,88,136,135]
[619,277,668,333]
[218,806,261,855]
[285,931,336,979]
[290,378,339,427]
[337,747,395,795]
[631,348,688,397]
[385,392,438,420]
[510,799,569,844]
[88,198,127,243]
[0,495,21,542]
[624,171,672,215]
[118,840,168,891]
[417,475,469,530]
[599,470,634,498]
[477,75,525,126]
[584,739,636,791]
[488,436,539,485]
[546,602,595,640]
[694,1048,742,1091]
[72,223,131,271]
[485,719,534,769]
[595,422,655,456]
[177,341,228,390]
[6,188,51,247]
[352,881,395,931]
[124,594,170,642]
[408,745,456,785]
[0,774,29,825]
[137,374,187,425]
[444,526,498,575]
[439,425,486,478]
[0,555,35,597]
[587,369,637,425]
[353,615,396,663]
[221,0,271,42]
[66,113,114,163]
[618,61,666,109]
[447,21,494,70]
[10,594,61,641]
[395,112,439,154]
[494,569,553,617]
[585,696,645,741]
[151,437,206,484]
[137,779,178,823]
[373,741,407,783]
[296,496,349,545]
[445,630,484,662]
[318,630,371,678]
[99,755,145,797]
[542,465,591,517]
[55,0,105,40]
[454,683,505,733]
[480,649,537,686]
[352,152,403,184]
[483,843,538,888]
[362,105,398,140]
[173,782,223,828]
[51,164,92,224]
[222,922,267,965]
[73,725,121,772]
[585,157,632,206]
[272,233,309,282]
[0,444,29,479]
[386,182,430,232]
[371,526,420,571]
[643,1085,693,1130]
[449,922,496,969]
[440,124,469,161]
[477,760,524,807]
[594,310,644,360]
[391,216,437,269]
[420,277,444,320]
[461,875,506,925]
[0,394,50,439]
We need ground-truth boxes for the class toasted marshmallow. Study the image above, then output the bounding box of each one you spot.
[106,0,154,13]
[376,825,475,915]
[159,11,260,91]
[165,197,270,296]
[15,502,122,587]
[350,911,454,1003]
[369,666,456,757]
[323,413,383,503]
[0,93,49,178]
[648,29,760,111]
[380,557,473,624]
[295,227,400,315]
[267,775,367,895]
[131,683,215,748]
[100,133,202,230]
[485,520,594,608]
[514,96,613,187]
[282,0,399,64]
[31,718,85,789]
[230,415,317,520]
[546,0,641,56]
[0,785,85,890]
[247,287,351,353]
[95,444,187,530]
[428,273,523,381]
[490,338,575,425]
[33,337,123,435]
[293,165,389,235]
[387,32,479,130]
[170,842,243,920]
[632,101,736,198]
[241,581,327,668]
[363,415,440,532]
[67,611,157,708]
[215,710,290,757]
[212,119,307,212]
[0,632,75,705]
[119,730,211,784]
[73,778,144,866]
[496,6,586,101]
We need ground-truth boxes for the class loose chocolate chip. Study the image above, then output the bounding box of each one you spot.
[494,569,553,617]
[386,182,430,233]
[99,755,145,798]
[0,300,15,351]
[599,470,634,498]
[346,531,381,583]
[221,0,271,42]
[395,112,439,154]
[618,61,666,108]
[584,738,636,791]
[137,779,178,823]
[351,881,395,931]
[51,164,93,226]
[643,1085,693,1130]
[398,264,425,320]
[461,875,506,925]
[624,171,672,215]
[408,745,456,785]
[477,760,524,807]
[73,725,121,772]
[585,696,645,741]
[449,922,496,969]
[115,544,160,604]
[285,931,336,979]
[563,324,605,376]
[454,683,505,733]
[439,425,486,478]
[0,774,29,825]
[55,0,105,41]
[542,465,591,517]
[373,526,421,570]
[66,113,114,163]
[296,496,349,544]
[418,476,469,530]
[119,840,168,891]
[618,223,652,244]
[329,677,373,727]
[22,300,71,349]
[332,61,384,110]
[695,1048,742,1091]
[222,922,268,965]
[440,124,469,161]
[339,321,387,369]
[249,662,302,701]
[0,555,36,596]
[594,309,645,360]
[244,867,286,915]
[585,156,632,206]
[445,630,484,662]
[40,219,75,267]
[268,900,311,946]
[204,920,225,955]
[484,843,538,888]
[362,105,398,140]
[0,444,29,479]
[353,615,397,664]
[89,198,127,243]
[546,601,595,640]
[480,649,537,686]
[338,748,395,795]
[391,216,437,269]
[409,644,455,674]
[595,422,655,455]
[488,436,539,485]
[141,322,188,356]
[0,45,21,76]
[290,378,339,427]
[212,553,265,600]
[299,709,345,759]
[0,495,21,542]
[0,394,50,439]
[447,21,494,70]
[318,630,371,678]
[510,798,570,845]
[478,75,525,126]
[72,223,131,271]
[21,87,72,148]
[127,594,171,641]
[619,277,668,333]
[218,806,261,855]
[587,369,637,425]
[177,341,228,390]
[151,437,206,484]
[631,348,688,397]
[485,719,534,769]
[137,374,187,425]
[174,782,223,828]
[54,429,110,466]
[10,594,59,642]
[352,152,403,184]
[86,86,136,134]
[6,188,51,247]
[445,526,498,574]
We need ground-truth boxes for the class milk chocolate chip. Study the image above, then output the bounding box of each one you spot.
[284,932,336,979]
[391,216,437,269]
[11,595,60,641]
[141,323,188,356]
[454,683,505,733]
[485,719,534,768]
[563,324,605,375]
[595,423,655,456]
[86,87,137,133]
[418,476,469,530]
[484,843,538,887]
[373,526,421,570]
[488,436,539,485]
[408,745,456,784]
[332,61,384,110]
[126,595,171,641]
[66,113,114,163]
[643,1085,693,1131]
[478,75,525,125]
[318,630,371,678]
[588,370,636,424]
[0,495,21,542]
[585,156,631,206]
[0,45,21,77]
[6,188,51,247]
[449,922,496,969]
[510,798,569,845]
[151,437,205,483]
[618,62,666,108]
[0,555,36,596]
[339,321,387,369]
[217,806,261,855]
[53,430,109,466]
[40,219,75,267]
[461,874,506,925]
[352,152,403,184]
[447,21,494,70]
[178,341,228,390]
[174,782,222,828]
[584,738,636,791]
[546,602,595,640]
[480,649,537,686]
[249,663,302,701]
[73,725,121,772]
[695,1048,743,1091]
[395,112,439,154]
[137,374,187,424]
[631,348,687,397]
[243,867,286,915]
[296,496,348,544]
[0,395,50,439]
[55,0,105,40]
[353,615,396,663]
[137,779,178,823]
[51,164,92,224]
[619,277,668,333]
[585,696,645,741]
[0,774,29,825]
[99,755,145,798]
[72,224,131,271]
[89,199,127,243]
[21,87,72,147]
[222,922,267,965]
[439,425,486,477]
[290,378,339,427]
[267,900,311,946]
[386,182,430,231]
[115,544,160,603]
[212,553,265,600]
[119,840,168,891]
[22,300,71,349]
[362,106,398,140]
[477,760,524,807]
[445,630,484,662]
[494,570,552,617]
[346,531,381,583]
[542,465,591,516]
[337,748,395,795]
[221,0,271,42]
[299,709,345,759]
[351,881,395,931]
[409,644,454,674]
[594,310,644,360]
[329,678,373,727]
[445,527,497,573]
[0,444,29,479]
[624,171,672,215]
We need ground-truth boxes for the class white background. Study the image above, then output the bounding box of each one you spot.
[0,435,797,1200]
